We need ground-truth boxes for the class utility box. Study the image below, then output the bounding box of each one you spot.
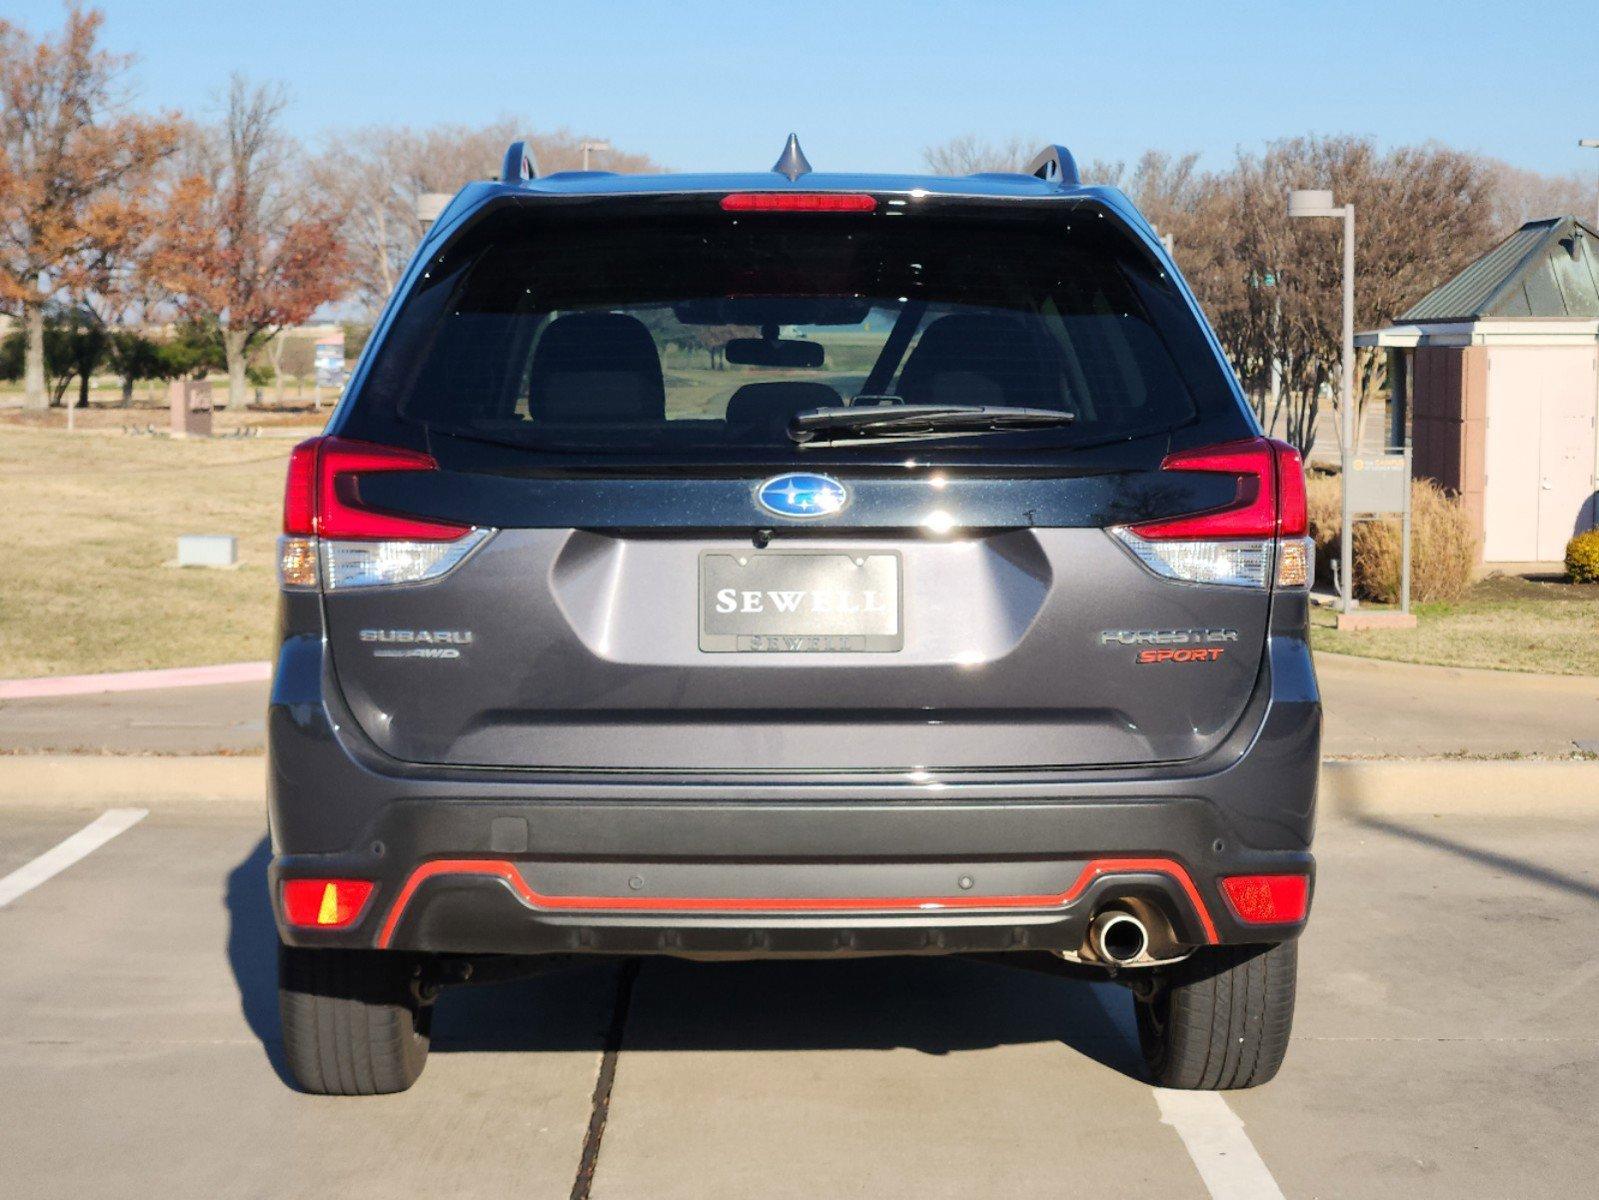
[177,534,238,569]
[1360,215,1599,564]
[169,378,214,438]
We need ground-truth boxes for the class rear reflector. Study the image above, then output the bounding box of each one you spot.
[282,878,375,929]
[720,192,876,213]
[1220,874,1310,924]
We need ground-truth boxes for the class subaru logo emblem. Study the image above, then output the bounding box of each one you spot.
[755,473,848,519]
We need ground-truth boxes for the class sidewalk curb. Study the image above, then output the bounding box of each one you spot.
[1318,760,1597,819]
[0,756,1592,818]
[0,661,271,700]
[0,756,264,805]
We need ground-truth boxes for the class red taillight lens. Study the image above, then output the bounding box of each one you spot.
[1131,437,1277,540]
[317,439,468,540]
[720,192,877,213]
[280,436,469,541]
[283,439,319,536]
[281,878,375,929]
[1273,440,1307,537]
[1220,874,1310,924]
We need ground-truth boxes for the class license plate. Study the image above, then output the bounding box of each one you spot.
[699,550,903,652]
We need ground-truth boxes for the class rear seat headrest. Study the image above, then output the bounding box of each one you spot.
[528,313,665,422]
[725,381,842,428]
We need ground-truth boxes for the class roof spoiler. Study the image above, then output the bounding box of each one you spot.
[1023,144,1079,186]
[501,140,540,184]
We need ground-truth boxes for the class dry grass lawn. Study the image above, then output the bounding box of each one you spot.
[1,425,300,677]
[1311,574,1599,676]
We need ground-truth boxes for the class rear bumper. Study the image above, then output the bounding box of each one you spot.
[267,622,1320,958]
[270,795,1311,955]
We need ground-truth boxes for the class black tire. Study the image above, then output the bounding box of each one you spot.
[1135,939,1297,1090]
[278,944,432,1095]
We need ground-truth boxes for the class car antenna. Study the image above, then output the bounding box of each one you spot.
[772,133,812,181]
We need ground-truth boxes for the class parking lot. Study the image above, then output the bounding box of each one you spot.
[1,799,1594,1199]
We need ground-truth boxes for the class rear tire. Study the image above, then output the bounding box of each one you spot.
[1135,940,1297,1090]
[278,944,432,1095]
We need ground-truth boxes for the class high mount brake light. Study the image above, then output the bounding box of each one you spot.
[720,192,877,213]
[1112,436,1311,589]
[279,437,488,590]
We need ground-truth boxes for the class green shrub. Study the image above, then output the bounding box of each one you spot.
[1352,478,1478,604]
[1567,530,1599,583]
[1305,471,1341,587]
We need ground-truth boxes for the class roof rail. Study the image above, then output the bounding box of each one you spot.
[1024,144,1079,186]
[501,140,540,184]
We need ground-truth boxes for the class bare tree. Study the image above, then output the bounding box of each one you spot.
[316,122,663,313]
[1263,137,1496,445]
[922,134,1039,176]
[528,128,659,176]
[1478,157,1594,229]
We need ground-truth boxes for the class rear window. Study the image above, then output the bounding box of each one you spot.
[354,200,1244,466]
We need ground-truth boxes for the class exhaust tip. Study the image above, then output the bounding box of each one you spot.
[1090,910,1150,964]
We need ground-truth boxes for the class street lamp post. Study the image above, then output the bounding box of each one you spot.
[1580,140,1599,227]
[415,192,453,233]
[1288,188,1357,613]
[580,139,611,171]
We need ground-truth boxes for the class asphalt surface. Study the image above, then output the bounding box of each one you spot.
[0,681,266,755]
[3,651,1598,757]
[2,801,1596,1198]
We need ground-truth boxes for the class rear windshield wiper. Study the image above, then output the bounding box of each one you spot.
[789,403,1075,445]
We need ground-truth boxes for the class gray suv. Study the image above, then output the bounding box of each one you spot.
[268,139,1318,1094]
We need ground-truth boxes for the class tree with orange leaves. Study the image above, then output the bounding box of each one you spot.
[152,77,348,409]
[0,4,179,408]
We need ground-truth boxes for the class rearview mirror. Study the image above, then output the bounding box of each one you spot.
[725,338,824,369]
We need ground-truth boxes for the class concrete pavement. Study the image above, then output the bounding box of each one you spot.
[0,680,265,755]
[1,800,1596,1198]
[3,651,1598,758]
[1315,653,1599,758]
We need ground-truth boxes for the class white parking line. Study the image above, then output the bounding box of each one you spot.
[0,809,148,908]
[1156,1089,1286,1200]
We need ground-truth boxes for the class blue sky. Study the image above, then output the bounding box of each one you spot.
[17,0,1599,176]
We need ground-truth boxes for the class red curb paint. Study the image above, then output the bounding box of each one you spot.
[0,661,271,700]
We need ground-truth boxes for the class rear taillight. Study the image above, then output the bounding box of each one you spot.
[1111,436,1312,589]
[278,436,489,590]
[281,878,375,929]
[1220,874,1310,924]
[283,439,318,536]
